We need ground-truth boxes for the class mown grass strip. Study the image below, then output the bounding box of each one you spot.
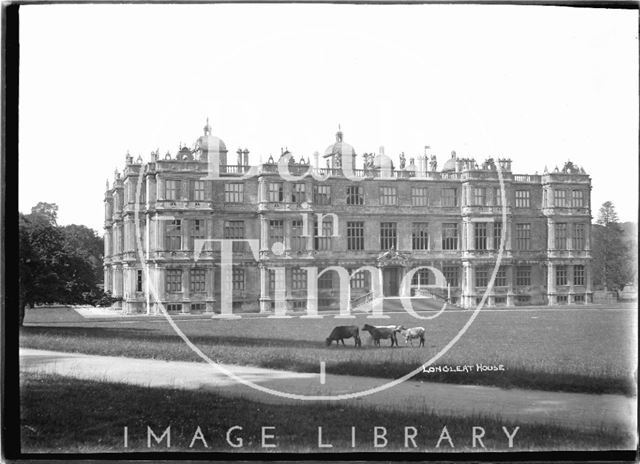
[20,372,634,453]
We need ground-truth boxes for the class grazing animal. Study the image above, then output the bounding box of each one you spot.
[326,325,361,347]
[362,324,398,347]
[398,326,426,347]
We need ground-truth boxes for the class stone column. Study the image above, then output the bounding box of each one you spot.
[547,261,556,305]
[260,215,269,251]
[462,261,474,308]
[259,265,271,313]
[205,266,216,313]
[506,265,515,306]
[306,220,314,252]
[157,216,165,251]
[466,220,474,251]
[547,219,555,251]
[585,262,592,304]
[568,262,575,304]
[259,177,268,204]
[146,172,156,207]
[104,229,112,257]
[157,177,165,201]
[182,267,190,312]
[125,217,134,252]
[154,265,165,314]
[284,219,292,252]
[305,179,313,206]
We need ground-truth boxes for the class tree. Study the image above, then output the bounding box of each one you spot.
[19,213,69,324]
[591,202,633,292]
[30,202,59,225]
[19,204,108,325]
[60,224,104,284]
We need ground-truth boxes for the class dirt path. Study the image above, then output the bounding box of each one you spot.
[20,348,636,433]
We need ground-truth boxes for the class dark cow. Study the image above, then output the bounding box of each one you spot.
[362,324,398,347]
[326,325,361,347]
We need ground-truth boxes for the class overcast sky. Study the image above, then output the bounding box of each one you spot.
[19,4,638,233]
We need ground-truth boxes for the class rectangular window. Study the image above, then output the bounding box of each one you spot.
[166,269,182,293]
[474,223,488,250]
[412,223,429,250]
[292,268,307,290]
[165,180,179,200]
[443,265,459,287]
[192,180,205,201]
[189,268,206,293]
[495,267,507,287]
[347,221,365,251]
[292,183,306,204]
[475,267,489,288]
[350,269,367,289]
[573,223,585,250]
[269,220,284,248]
[516,223,531,250]
[224,220,245,252]
[346,186,364,205]
[494,187,502,206]
[314,218,333,251]
[166,219,182,251]
[555,223,567,250]
[313,185,331,205]
[442,223,459,250]
[380,222,397,250]
[557,295,568,304]
[291,220,306,252]
[380,186,397,206]
[167,303,182,313]
[268,270,276,291]
[136,269,143,292]
[268,182,284,202]
[572,190,584,208]
[493,221,503,250]
[190,303,206,313]
[232,268,245,291]
[556,265,568,286]
[411,187,428,206]
[574,294,585,303]
[473,187,486,206]
[515,190,530,208]
[189,219,205,250]
[554,189,567,207]
[516,266,531,286]
[574,265,585,286]
[442,188,458,207]
[412,268,432,286]
[318,271,333,289]
[224,183,244,203]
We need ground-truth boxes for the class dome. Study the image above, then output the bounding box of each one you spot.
[196,118,227,153]
[442,151,457,172]
[197,135,227,153]
[324,128,355,158]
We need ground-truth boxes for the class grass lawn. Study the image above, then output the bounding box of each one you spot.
[20,372,634,453]
[20,306,637,395]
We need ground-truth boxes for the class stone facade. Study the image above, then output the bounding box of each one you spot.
[104,122,593,314]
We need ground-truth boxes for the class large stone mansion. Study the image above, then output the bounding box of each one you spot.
[104,121,592,314]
